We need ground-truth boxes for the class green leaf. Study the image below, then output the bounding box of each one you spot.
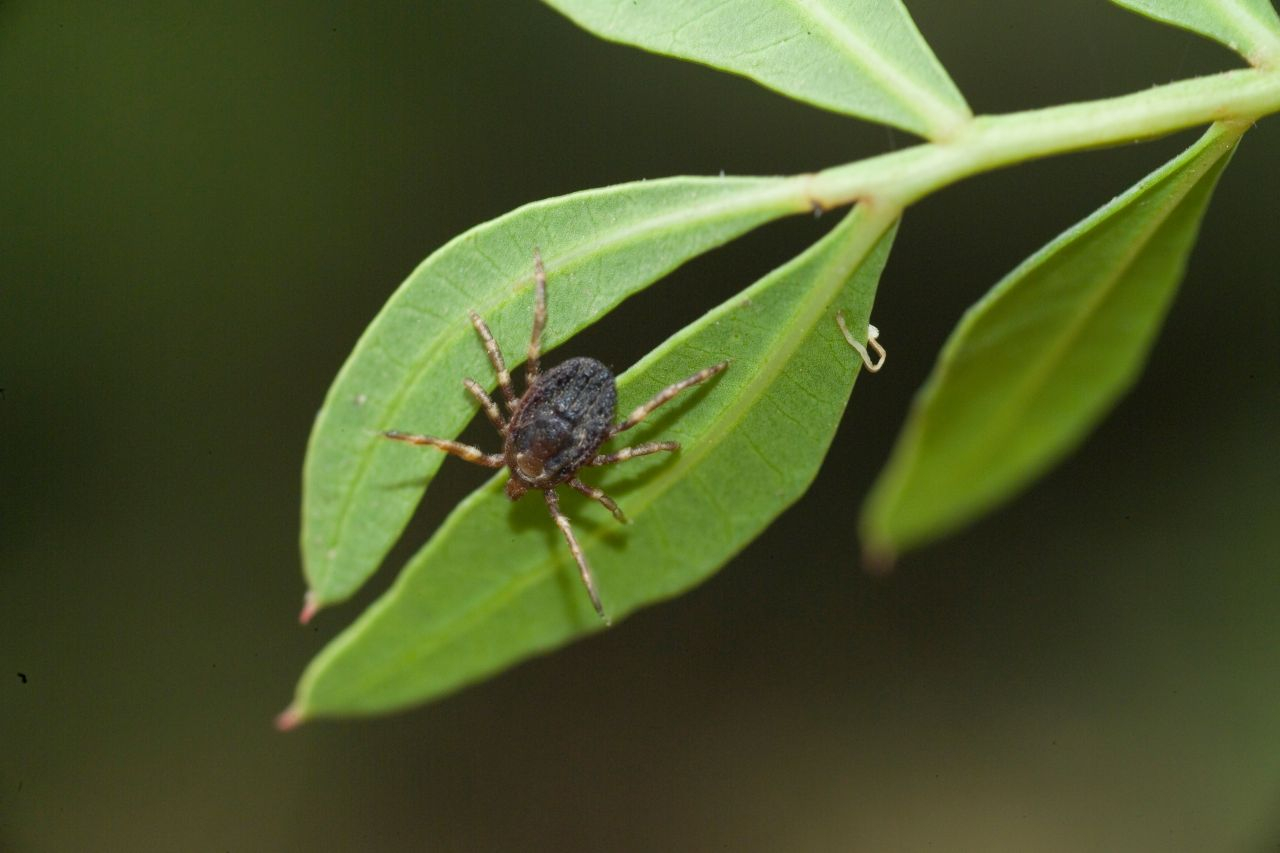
[288,206,898,720]
[542,0,970,139]
[1109,0,1280,65]
[302,176,815,611]
[860,123,1242,557]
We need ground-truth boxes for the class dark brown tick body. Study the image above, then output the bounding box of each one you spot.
[504,357,617,499]
[384,250,727,625]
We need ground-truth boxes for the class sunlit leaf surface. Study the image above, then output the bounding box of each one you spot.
[861,123,1241,557]
[543,0,970,138]
[302,176,814,609]
[289,206,897,719]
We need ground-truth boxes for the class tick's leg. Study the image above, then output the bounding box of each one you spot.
[382,431,505,467]
[544,488,610,625]
[463,378,506,432]
[588,441,679,466]
[568,477,627,524]
[611,361,729,436]
[526,248,548,385]
[468,310,518,410]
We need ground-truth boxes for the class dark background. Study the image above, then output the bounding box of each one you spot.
[4,2,1278,850]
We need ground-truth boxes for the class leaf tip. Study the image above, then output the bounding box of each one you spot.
[860,539,898,577]
[298,591,320,625]
[274,704,306,732]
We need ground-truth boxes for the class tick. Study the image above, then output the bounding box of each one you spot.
[384,250,728,624]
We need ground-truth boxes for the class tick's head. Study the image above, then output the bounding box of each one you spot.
[504,476,529,502]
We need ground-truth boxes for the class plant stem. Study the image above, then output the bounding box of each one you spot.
[807,65,1280,210]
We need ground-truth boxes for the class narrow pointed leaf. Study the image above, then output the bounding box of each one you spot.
[542,0,970,139]
[303,176,815,609]
[290,206,898,719]
[1109,0,1280,65]
[861,124,1242,556]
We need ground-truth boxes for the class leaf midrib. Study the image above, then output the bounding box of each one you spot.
[1212,0,1280,60]
[788,0,967,134]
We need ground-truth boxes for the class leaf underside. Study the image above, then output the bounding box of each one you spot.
[291,205,898,719]
[860,123,1241,556]
[301,176,814,609]
[290,0,1266,725]
[1109,0,1280,64]
[542,0,970,138]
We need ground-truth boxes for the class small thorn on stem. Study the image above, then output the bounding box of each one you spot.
[274,705,305,732]
[299,592,319,625]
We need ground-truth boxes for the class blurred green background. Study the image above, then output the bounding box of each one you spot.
[3,2,1278,850]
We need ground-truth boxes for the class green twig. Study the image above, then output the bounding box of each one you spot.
[806,65,1280,212]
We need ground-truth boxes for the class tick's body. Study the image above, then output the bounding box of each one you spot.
[505,357,617,494]
[384,250,727,624]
